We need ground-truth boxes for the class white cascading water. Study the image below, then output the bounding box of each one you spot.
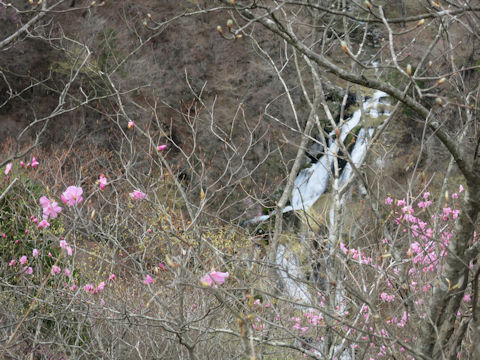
[271,91,391,360]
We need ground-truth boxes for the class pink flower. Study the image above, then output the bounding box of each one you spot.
[19,256,27,265]
[418,200,432,209]
[143,274,154,285]
[459,185,464,193]
[50,265,61,276]
[380,292,395,302]
[65,268,71,277]
[24,267,33,275]
[157,144,167,151]
[109,274,116,281]
[31,157,39,168]
[452,193,458,199]
[61,186,83,206]
[96,281,105,291]
[37,219,50,229]
[32,249,39,258]
[200,271,230,287]
[452,209,460,219]
[20,161,24,168]
[98,174,107,190]
[70,284,78,291]
[9,259,15,267]
[59,239,72,255]
[127,121,135,129]
[384,197,393,205]
[129,190,146,200]
[4,162,12,175]
[463,294,471,302]
[397,199,406,207]
[84,283,94,293]
[39,196,62,219]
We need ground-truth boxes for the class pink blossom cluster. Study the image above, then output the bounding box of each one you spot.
[3,156,39,176]
[200,271,229,287]
[84,276,114,295]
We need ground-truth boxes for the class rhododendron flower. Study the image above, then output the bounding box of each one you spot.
[96,281,105,292]
[108,274,116,281]
[418,200,432,209]
[37,219,50,229]
[397,199,406,207]
[32,248,39,258]
[98,174,107,190]
[127,121,135,129]
[157,144,167,151]
[130,190,146,200]
[384,197,393,205]
[19,256,27,265]
[31,157,39,168]
[4,162,12,175]
[463,294,471,302]
[459,185,464,193]
[24,267,33,275]
[452,209,460,219]
[39,196,62,219]
[84,283,94,293]
[380,292,395,302]
[50,265,61,276]
[20,161,24,168]
[61,186,83,206]
[9,259,15,267]
[59,239,73,255]
[143,274,153,285]
[65,268,71,277]
[200,271,229,287]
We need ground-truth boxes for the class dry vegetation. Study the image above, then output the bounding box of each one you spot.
[1,0,480,359]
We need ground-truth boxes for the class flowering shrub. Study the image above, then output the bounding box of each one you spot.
[0,155,476,360]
